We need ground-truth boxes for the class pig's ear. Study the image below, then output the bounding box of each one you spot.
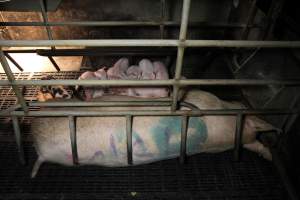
[246,116,276,132]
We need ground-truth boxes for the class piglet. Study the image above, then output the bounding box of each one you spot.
[134,59,169,98]
[107,58,129,80]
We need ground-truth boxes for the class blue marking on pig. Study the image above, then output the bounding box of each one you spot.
[151,117,181,156]
[133,131,153,158]
[186,117,208,154]
[151,117,207,157]
[110,134,118,157]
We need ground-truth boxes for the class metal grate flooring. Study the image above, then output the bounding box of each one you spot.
[0,71,82,137]
[0,141,289,200]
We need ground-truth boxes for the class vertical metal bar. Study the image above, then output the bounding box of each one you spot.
[12,116,25,165]
[48,56,60,72]
[4,52,23,71]
[126,115,133,165]
[39,0,53,40]
[160,0,166,39]
[171,0,191,111]
[260,0,285,40]
[69,116,79,165]
[180,115,188,164]
[234,113,244,161]
[0,50,28,112]
[241,0,258,39]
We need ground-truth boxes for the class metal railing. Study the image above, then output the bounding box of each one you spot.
[0,0,300,174]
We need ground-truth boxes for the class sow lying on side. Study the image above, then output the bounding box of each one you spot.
[31,90,275,177]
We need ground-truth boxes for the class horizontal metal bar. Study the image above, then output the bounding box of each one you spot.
[0,109,297,117]
[0,79,300,86]
[29,101,172,107]
[0,21,258,28]
[0,104,21,115]
[1,39,300,48]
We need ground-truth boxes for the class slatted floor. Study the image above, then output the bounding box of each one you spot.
[0,141,289,200]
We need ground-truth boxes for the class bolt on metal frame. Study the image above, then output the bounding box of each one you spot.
[1,0,300,172]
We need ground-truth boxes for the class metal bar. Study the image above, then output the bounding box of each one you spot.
[30,101,171,107]
[0,21,259,28]
[159,0,166,39]
[0,104,21,115]
[234,114,244,161]
[69,116,79,165]
[1,39,300,48]
[0,50,28,112]
[180,115,188,164]
[172,0,191,111]
[126,115,133,165]
[11,116,25,165]
[241,0,258,39]
[4,53,23,71]
[1,79,300,87]
[39,0,53,40]
[47,56,60,72]
[172,47,185,110]
[1,109,298,117]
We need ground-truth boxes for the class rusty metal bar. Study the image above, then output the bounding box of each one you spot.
[180,115,188,164]
[69,116,79,165]
[0,109,297,117]
[47,56,60,72]
[159,0,166,39]
[11,116,25,165]
[234,113,244,161]
[4,52,23,71]
[126,115,133,165]
[172,0,191,111]
[0,50,28,112]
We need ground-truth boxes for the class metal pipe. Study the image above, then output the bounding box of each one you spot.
[172,47,185,110]
[0,109,297,117]
[69,116,79,165]
[1,79,300,87]
[241,0,258,39]
[234,114,244,161]
[47,56,60,72]
[39,0,53,40]
[0,104,21,115]
[172,0,190,111]
[159,0,166,39]
[0,50,28,112]
[0,21,258,28]
[1,40,300,48]
[11,116,25,165]
[126,115,133,165]
[30,101,171,107]
[180,115,188,164]
[4,52,23,71]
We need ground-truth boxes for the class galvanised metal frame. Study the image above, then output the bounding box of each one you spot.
[0,1,300,192]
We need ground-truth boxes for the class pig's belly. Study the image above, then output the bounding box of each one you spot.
[32,116,210,166]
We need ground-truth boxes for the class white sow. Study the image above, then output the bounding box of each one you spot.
[31,90,275,177]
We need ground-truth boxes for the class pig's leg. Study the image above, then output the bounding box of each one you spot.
[31,156,45,178]
[243,141,272,160]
